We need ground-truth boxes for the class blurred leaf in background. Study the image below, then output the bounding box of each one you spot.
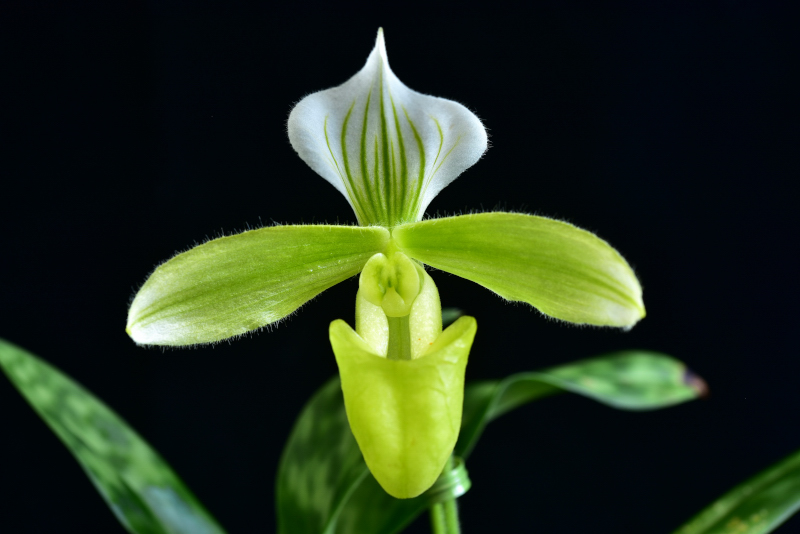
[0,338,227,534]
[673,447,800,534]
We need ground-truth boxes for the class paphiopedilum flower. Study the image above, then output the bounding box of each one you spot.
[127,29,645,499]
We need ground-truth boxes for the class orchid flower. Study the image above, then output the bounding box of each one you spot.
[126,29,645,499]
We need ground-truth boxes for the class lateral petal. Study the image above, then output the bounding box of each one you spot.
[393,213,645,328]
[127,225,390,345]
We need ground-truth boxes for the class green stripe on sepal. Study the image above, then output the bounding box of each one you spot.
[127,225,390,346]
[393,212,646,328]
[0,338,227,534]
[287,29,487,226]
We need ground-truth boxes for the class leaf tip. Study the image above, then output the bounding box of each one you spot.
[683,368,709,398]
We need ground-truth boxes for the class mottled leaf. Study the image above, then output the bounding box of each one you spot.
[276,378,368,534]
[672,447,800,534]
[456,350,706,458]
[0,338,227,534]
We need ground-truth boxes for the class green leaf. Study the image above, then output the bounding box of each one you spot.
[276,378,368,534]
[0,338,227,534]
[672,448,800,534]
[276,351,704,534]
[393,212,646,328]
[456,350,706,459]
[287,29,487,226]
[127,224,390,345]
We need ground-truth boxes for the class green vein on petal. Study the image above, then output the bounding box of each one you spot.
[373,136,382,220]
[402,106,425,217]
[391,97,408,218]
[358,91,379,223]
[337,106,370,224]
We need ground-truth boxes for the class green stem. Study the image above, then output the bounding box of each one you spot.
[429,456,462,534]
[430,504,447,533]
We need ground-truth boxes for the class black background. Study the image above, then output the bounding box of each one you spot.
[1,1,797,533]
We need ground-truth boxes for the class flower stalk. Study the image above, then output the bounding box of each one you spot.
[429,456,462,534]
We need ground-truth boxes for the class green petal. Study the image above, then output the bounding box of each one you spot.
[329,316,476,499]
[393,212,645,327]
[287,29,487,226]
[128,225,390,345]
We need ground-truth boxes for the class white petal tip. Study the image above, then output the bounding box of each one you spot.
[376,28,388,61]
